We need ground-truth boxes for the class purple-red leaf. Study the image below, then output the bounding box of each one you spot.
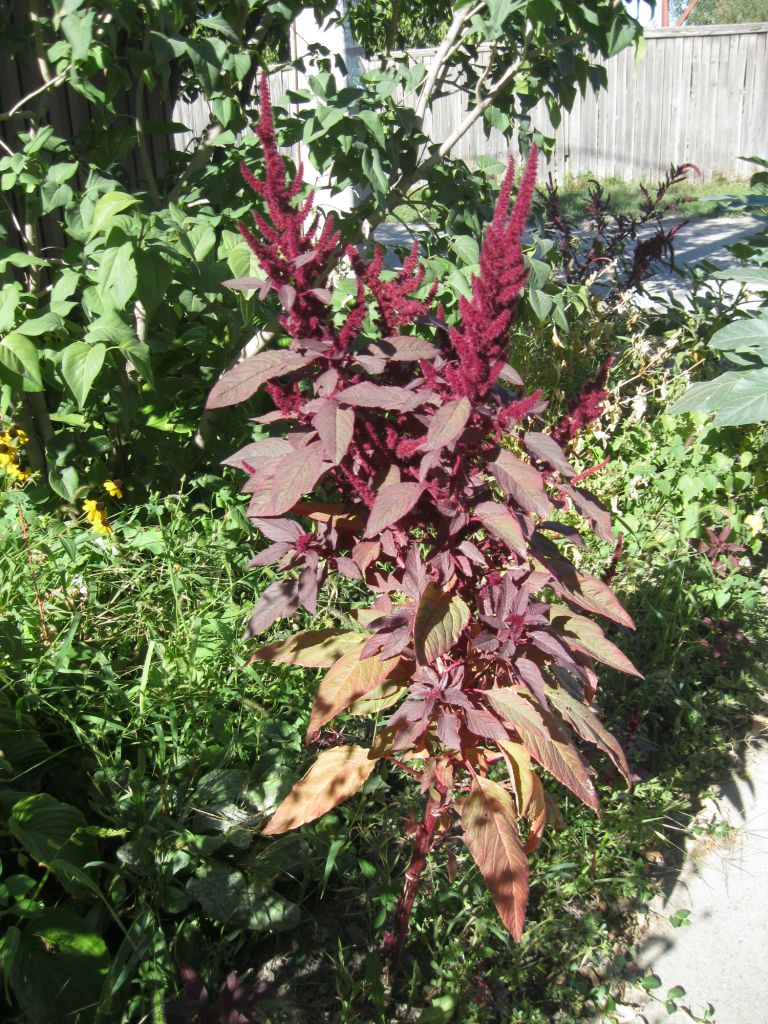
[246,578,301,638]
[413,584,470,665]
[420,397,471,451]
[222,437,293,470]
[461,777,529,941]
[364,483,424,538]
[523,432,576,478]
[560,482,614,543]
[206,349,317,409]
[246,441,328,517]
[489,449,552,518]
[485,688,600,812]
[305,648,409,740]
[475,501,527,559]
[546,685,631,783]
[375,336,439,361]
[263,745,376,835]
[223,275,267,291]
[551,609,642,678]
[314,401,355,465]
[337,382,422,410]
[250,629,365,668]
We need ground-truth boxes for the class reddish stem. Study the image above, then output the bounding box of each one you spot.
[384,791,442,967]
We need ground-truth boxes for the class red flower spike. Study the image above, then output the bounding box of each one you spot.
[447,148,538,401]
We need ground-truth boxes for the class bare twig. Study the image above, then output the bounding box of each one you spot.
[415,2,482,122]
[1,68,70,121]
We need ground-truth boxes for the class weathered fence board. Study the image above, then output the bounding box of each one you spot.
[172,23,767,183]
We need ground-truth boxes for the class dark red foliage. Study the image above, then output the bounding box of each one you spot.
[209,75,640,953]
[694,525,745,578]
[542,163,701,296]
[552,356,614,447]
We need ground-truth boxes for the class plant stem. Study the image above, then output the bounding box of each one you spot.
[384,791,442,968]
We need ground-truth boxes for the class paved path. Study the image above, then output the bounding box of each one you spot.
[374,215,766,307]
[628,731,768,1024]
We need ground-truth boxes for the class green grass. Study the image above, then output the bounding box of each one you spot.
[387,175,757,229]
[549,174,757,223]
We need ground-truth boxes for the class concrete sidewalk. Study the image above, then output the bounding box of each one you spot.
[374,214,767,308]
[615,729,768,1024]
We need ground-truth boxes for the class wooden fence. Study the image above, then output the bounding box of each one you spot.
[172,22,768,183]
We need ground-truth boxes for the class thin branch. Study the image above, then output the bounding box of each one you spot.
[167,122,223,204]
[2,68,70,120]
[135,74,160,206]
[434,60,518,163]
[415,2,482,122]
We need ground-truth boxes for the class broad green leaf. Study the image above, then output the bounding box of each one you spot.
[186,863,299,933]
[0,333,42,391]
[263,744,376,835]
[670,367,768,426]
[251,629,365,668]
[709,315,768,353]
[97,243,137,308]
[14,313,62,337]
[528,288,553,321]
[8,909,109,1024]
[8,794,98,893]
[358,109,386,148]
[413,584,470,665]
[461,777,529,940]
[0,282,22,332]
[714,267,768,289]
[61,342,106,408]
[87,192,141,240]
[450,235,480,265]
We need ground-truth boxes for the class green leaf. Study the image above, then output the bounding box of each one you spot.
[528,288,553,321]
[48,463,79,502]
[8,794,98,893]
[450,235,480,266]
[187,863,300,933]
[709,315,768,354]
[358,109,386,148]
[97,243,137,308]
[670,367,768,426]
[61,342,106,407]
[8,909,109,1024]
[0,282,22,332]
[0,333,42,391]
[61,9,95,60]
[87,192,141,240]
[714,267,768,290]
[14,313,62,337]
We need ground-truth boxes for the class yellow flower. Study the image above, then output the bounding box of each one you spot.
[745,510,764,537]
[0,426,31,483]
[82,499,113,536]
[103,479,123,499]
